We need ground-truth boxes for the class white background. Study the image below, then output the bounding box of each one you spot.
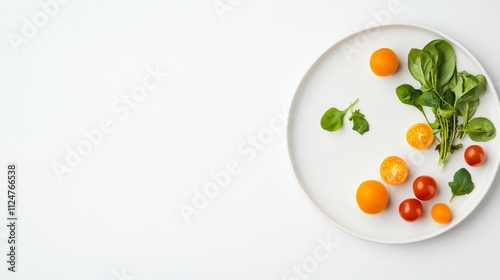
[0,0,499,279]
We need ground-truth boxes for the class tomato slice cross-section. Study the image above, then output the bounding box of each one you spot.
[380,156,408,185]
[406,123,434,149]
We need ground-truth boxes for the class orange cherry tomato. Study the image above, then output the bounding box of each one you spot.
[431,203,452,224]
[406,123,434,149]
[370,48,399,76]
[380,156,408,185]
[356,180,388,214]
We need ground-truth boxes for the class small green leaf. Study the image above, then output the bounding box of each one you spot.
[457,99,480,139]
[460,72,486,102]
[457,99,479,120]
[418,91,440,108]
[422,39,456,90]
[450,143,463,154]
[396,84,423,109]
[463,117,496,142]
[348,109,369,135]
[443,88,455,107]
[437,108,454,118]
[429,118,440,130]
[448,168,474,202]
[408,49,434,89]
[320,107,346,132]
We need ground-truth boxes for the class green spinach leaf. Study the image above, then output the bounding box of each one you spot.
[437,107,454,118]
[459,72,486,102]
[349,109,369,135]
[457,99,480,138]
[396,84,423,111]
[408,49,433,91]
[418,91,440,108]
[462,117,496,141]
[321,107,346,132]
[449,168,474,202]
[423,39,456,90]
[443,88,455,108]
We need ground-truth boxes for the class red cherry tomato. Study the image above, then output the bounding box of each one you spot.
[413,175,438,201]
[399,198,424,222]
[464,145,485,166]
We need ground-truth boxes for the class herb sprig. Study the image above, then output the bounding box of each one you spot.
[320,98,369,135]
[396,39,496,169]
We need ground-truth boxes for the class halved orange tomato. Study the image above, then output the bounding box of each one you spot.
[406,123,434,149]
[380,156,408,185]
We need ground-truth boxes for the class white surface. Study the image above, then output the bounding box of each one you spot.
[288,23,500,244]
[1,0,500,279]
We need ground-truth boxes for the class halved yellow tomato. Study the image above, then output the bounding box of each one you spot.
[406,123,434,149]
[380,156,408,185]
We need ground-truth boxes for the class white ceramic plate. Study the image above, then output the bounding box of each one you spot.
[287,23,500,244]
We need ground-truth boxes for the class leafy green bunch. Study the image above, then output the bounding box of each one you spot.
[396,39,496,169]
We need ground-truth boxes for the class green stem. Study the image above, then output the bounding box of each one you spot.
[419,108,433,128]
[432,87,453,108]
[343,98,359,114]
[452,113,457,148]
[438,115,450,170]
